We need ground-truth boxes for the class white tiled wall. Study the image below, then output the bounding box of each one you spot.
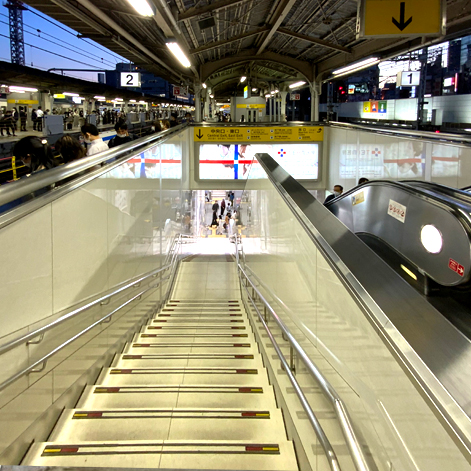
[241,168,471,471]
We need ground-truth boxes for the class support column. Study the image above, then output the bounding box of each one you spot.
[269,94,273,122]
[310,82,320,122]
[280,91,287,122]
[194,83,202,122]
[230,96,236,121]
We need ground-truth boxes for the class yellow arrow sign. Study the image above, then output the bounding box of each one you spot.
[359,0,445,37]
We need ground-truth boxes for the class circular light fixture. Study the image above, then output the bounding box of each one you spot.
[420,224,443,254]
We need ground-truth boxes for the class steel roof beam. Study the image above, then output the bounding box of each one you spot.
[256,0,297,55]
[277,27,352,54]
[178,0,249,22]
[190,27,269,54]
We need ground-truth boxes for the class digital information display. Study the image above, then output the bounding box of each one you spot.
[199,143,319,180]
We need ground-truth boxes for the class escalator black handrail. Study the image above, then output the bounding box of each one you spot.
[325,179,471,235]
[400,180,471,204]
[0,123,187,209]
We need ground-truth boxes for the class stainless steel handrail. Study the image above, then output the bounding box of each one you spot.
[238,265,342,471]
[0,234,194,391]
[0,276,169,393]
[0,263,171,357]
[329,121,471,145]
[0,123,187,208]
[236,259,372,471]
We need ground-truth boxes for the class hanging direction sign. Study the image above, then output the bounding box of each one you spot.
[357,0,445,38]
[194,126,324,142]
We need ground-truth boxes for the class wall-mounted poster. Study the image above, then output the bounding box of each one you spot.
[198,143,319,180]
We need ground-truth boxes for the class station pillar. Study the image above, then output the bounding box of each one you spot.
[194,83,202,122]
[203,91,210,120]
[310,82,320,122]
[280,91,288,122]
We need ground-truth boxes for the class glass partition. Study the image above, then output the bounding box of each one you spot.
[238,155,471,471]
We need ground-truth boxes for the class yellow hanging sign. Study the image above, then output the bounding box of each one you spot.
[194,126,323,142]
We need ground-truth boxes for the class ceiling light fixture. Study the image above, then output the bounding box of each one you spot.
[94,96,106,100]
[332,57,380,77]
[63,92,79,97]
[125,0,155,16]
[114,98,123,101]
[129,99,137,103]
[251,88,257,92]
[240,76,247,83]
[289,81,306,89]
[209,94,214,98]
[166,42,191,68]
[9,85,38,93]
[202,83,207,88]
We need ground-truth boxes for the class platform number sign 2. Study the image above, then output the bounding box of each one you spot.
[120,72,141,87]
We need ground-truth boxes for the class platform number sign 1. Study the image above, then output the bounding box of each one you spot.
[121,72,141,87]
[396,71,420,87]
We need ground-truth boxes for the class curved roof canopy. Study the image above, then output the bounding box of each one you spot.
[22,0,471,98]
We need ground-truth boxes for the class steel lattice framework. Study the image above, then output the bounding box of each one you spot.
[6,0,26,66]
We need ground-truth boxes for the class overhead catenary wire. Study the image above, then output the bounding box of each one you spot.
[0,32,107,69]
[0,17,115,68]
[0,13,116,67]
[26,7,125,63]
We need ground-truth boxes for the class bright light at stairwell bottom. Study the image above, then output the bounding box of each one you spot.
[126,0,155,16]
[166,43,191,68]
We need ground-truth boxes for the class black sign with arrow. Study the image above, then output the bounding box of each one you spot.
[392,2,412,31]
[196,129,204,139]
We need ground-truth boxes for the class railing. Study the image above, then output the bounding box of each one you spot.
[0,232,192,393]
[235,237,373,471]
[0,123,187,211]
[329,121,471,146]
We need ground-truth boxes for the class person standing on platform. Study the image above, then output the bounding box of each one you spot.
[220,198,226,218]
[32,109,37,131]
[36,107,44,132]
[81,124,108,156]
[169,112,179,128]
[19,107,27,131]
[108,123,137,148]
[11,108,19,132]
[1,111,15,137]
[229,191,235,205]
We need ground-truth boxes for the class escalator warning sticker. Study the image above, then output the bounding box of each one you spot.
[352,191,365,206]
[449,259,465,277]
[387,199,406,223]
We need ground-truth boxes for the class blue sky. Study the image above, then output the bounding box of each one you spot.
[0,4,128,81]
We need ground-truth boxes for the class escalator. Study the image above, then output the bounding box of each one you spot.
[22,256,298,470]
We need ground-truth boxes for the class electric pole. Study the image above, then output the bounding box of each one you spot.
[6,0,26,66]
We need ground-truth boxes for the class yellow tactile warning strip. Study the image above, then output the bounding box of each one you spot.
[42,442,281,456]
[132,343,252,348]
[120,354,255,360]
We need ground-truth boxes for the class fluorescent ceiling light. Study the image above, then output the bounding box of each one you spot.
[63,92,79,97]
[274,89,279,93]
[9,85,38,92]
[209,94,214,98]
[265,94,271,98]
[126,0,154,16]
[94,96,106,100]
[240,76,247,83]
[166,42,191,68]
[332,57,380,76]
[289,81,306,89]
[129,99,137,102]
[202,83,207,89]
[114,98,123,101]
[139,100,146,103]
[252,88,257,92]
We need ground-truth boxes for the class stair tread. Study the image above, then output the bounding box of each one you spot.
[23,440,299,470]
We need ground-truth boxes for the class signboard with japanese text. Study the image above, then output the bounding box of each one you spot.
[290,94,300,100]
[194,126,323,143]
[173,86,188,97]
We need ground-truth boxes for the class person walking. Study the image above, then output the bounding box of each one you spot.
[11,107,19,132]
[32,109,37,131]
[220,198,226,218]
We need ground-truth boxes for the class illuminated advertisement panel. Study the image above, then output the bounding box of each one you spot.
[199,143,319,180]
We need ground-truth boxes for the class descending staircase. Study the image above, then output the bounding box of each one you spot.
[23,293,298,469]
